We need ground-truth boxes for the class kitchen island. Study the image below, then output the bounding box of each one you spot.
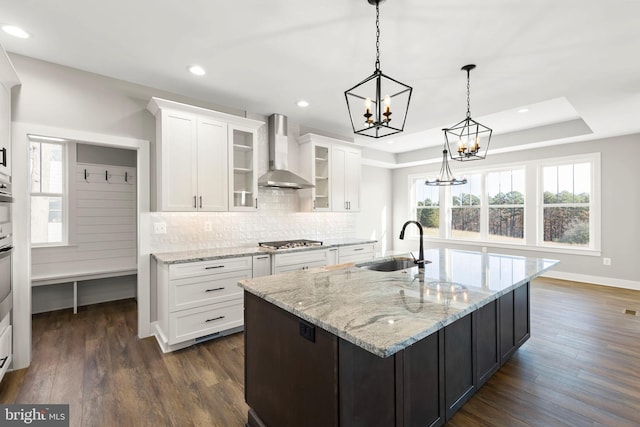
[239,248,558,427]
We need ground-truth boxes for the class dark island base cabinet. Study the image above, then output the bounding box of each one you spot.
[244,282,530,427]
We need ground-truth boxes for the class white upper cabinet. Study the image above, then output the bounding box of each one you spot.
[197,117,228,211]
[334,145,361,212]
[229,125,258,211]
[0,46,19,181]
[298,134,361,213]
[298,134,332,211]
[147,98,263,212]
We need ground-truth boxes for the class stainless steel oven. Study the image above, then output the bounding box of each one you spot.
[0,175,12,320]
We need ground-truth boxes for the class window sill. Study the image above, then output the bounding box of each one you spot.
[414,236,601,257]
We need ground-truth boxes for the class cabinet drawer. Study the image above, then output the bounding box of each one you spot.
[338,244,374,258]
[274,259,327,274]
[0,325,12,381]
[169,299,243,344]
[169,270,250,312]
[274,250,327,267]
[169,256,252,280]
[338,244,374,264]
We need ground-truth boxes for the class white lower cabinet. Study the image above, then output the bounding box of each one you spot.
[252,255,271,277]
[338,243,375,264]
[0,313,11,383]
[155,256,251,352]
[169,299,244,344]
[272,250,328,274]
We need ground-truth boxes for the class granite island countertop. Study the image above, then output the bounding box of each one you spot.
[238,248,558,358]
[152,238,377,264]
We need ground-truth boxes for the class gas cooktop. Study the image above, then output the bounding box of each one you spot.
[258,239,323,250]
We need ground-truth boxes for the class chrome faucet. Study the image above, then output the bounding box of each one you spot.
[399,220,425,270]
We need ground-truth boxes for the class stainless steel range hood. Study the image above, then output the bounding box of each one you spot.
[258,113,314,189]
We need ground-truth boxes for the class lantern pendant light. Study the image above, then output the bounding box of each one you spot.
[425,140,468,186]
[444,64,492,161]
[344,0,412,139]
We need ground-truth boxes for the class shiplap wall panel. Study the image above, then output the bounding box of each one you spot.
[32,162,137,280]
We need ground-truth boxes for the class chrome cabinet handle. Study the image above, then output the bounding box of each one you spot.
[205,287,225,292]
[199,196,203,208]
[205,265,225,270]
[193,196,197,208]
[255,198,258,209]
[256,256,269,259]
[354,248,364,251]
[205,316,225,323]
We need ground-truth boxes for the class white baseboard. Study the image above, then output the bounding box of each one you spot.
[541,271,640,291]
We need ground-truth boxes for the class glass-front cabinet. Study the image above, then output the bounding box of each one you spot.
[298,133,361,213]
[313,144,330,210]
[229,125,258,211]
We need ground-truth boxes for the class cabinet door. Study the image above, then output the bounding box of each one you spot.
[514,282,530,347]
[444,313,475,419]
[313,144,331,211]
[161,111,198,211]
[331,146,347,212]
[197,118,228,211]
[331,145,361,212]
[344,149,361,212]
[229,126,258,211]
[252,255,271,278]
[0,84,10,179]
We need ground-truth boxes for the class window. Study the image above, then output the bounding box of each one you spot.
[30,141,66,245]
[408,153,599,254]
[487,169,525,243]
[451,174,481,240]
[541,162,591,248]
[415,183,439,237]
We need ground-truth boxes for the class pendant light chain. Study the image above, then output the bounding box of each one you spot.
[466,68,471,118]
[375,1,381,71]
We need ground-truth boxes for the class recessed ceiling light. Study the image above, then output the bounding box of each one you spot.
[517,108,529,113]
[387,140,395,144]
[2,25,30,39]
[188,65,206,76]
[296,100,309,108]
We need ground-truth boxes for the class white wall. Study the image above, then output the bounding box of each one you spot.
[392,134,640,289]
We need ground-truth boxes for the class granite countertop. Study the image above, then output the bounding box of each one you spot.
[152,238,377,264]
[238,248,559,358]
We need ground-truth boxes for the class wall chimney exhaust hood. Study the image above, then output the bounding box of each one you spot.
[258,113,314,189]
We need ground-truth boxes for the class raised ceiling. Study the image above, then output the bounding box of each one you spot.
[1,0,639,156]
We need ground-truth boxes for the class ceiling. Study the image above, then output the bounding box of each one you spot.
[1,0,639,157]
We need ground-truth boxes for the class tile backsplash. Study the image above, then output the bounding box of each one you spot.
[150,188,357,253]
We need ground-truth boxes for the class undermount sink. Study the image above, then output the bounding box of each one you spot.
[358,258,416,272]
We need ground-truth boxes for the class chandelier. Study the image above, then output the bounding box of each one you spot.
[344,0,412,139]
[444,64,492,161]
[425,142,467,186]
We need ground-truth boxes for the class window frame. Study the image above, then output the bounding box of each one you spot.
[407,153,601,256]
[536,153,600,252]
[29,139,72,247]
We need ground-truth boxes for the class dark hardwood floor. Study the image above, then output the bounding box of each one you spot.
[1,278,639,427]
